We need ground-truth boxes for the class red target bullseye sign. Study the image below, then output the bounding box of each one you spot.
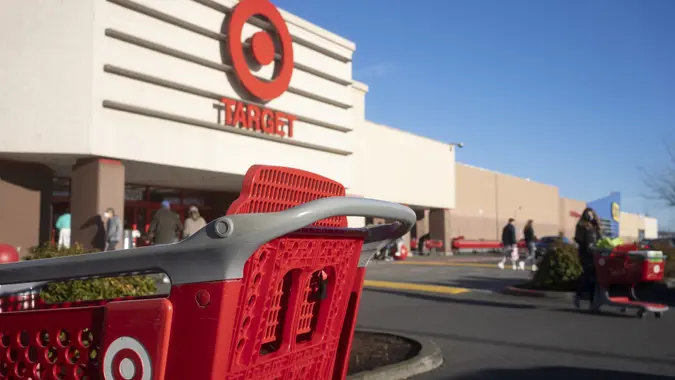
[215,0,297,139]
[103,336,152,380]
[227,0,294,101]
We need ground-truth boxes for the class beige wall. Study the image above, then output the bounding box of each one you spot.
[619,212,659,241]
[1,0,358,188]
[496,172,560,237]
[643,217,658,239]
[452,164,560,240]
[352,120,455,209]
[452,163,657,243]
[451,164,498,239]
[559,197,587,239]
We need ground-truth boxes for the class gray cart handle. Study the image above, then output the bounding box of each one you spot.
[0,196,415,287]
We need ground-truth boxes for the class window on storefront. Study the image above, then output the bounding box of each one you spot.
[148,187,181,204]
[124,184,146,201]
[182,189,206,207]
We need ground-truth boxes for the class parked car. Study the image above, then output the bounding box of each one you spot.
[535,235,571,258]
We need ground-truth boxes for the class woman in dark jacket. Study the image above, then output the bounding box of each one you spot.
[573,207,602,308]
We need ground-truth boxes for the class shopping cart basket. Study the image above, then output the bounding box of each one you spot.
[0,164,415,380]
[592,246,669,319]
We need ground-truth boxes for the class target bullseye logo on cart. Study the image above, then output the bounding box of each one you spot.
[214,0,297,138]
[103,336,152,380]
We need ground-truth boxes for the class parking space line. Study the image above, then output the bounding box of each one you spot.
[363,280,471,295]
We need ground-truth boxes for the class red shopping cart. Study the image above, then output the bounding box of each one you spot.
[0,165,415,380]
[591,246,669,319]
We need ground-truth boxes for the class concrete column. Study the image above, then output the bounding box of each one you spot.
[402,231,411,250]
[71,158,125,251]
[429,208,452,255]
[0,159,53,256]
[414,209,429,238]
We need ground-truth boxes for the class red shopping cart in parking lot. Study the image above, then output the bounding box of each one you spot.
[591,246,669,319]
[0,165,415,380]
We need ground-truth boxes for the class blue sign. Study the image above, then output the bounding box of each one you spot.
[587,192,621,238]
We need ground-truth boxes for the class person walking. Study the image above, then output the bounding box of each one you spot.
[574,207,602,308]
[55,207,72,249]
[148,201,183,245]
[521,219,538,271]
[183,206,207,238]
[104,207,122,251]
[498,218,519,270]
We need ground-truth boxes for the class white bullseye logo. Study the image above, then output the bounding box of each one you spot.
[103,336,152,380]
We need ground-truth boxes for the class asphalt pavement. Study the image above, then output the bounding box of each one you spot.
[356,257,675,380]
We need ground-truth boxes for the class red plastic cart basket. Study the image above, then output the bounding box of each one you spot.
[595,249,665,287]
[591,248,668,318]
[0,165,415,380]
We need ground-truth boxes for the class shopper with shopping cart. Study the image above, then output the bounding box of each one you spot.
[573,207,602,308]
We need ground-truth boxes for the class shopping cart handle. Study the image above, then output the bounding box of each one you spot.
[226,196,415,244]
[223,196,416,267]
[0,197,414,286]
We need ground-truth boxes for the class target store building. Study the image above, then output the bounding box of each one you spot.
[0,0,456,254]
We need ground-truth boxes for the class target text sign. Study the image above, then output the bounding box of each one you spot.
[214,98,297,138]
[216,0,297,138]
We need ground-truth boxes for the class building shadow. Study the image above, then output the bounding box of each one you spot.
[634,283,675,307]
[448,366,675,380]
[363,287,537,310]
[80,215,106,251]
[555,308,636,319]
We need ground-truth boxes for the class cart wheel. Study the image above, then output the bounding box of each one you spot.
[655,312,662,319]
[637,310,645,319]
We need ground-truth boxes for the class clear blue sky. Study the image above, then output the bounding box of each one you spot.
[275,0,675,229]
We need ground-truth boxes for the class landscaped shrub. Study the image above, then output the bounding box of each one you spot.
[531,240,583,291]
[26,243,157,303]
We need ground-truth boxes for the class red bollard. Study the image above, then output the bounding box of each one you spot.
[0,244,19,264]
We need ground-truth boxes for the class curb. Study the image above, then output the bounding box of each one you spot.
[501,285,575,301]
[346,329,443,380]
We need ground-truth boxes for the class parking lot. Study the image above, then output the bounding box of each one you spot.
[357,258,675,379]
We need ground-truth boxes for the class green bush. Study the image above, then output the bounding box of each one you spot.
[531,240,583,291]
[26,243,157,303]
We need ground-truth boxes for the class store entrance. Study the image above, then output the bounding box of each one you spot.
[50,179,235,243]
[124,202,216,233]
[123,185,220,232]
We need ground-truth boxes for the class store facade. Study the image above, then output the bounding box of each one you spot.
[0,0,654,255]
[0,0,456,254]
[446,164,658,242]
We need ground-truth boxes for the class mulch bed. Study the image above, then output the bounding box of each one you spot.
[347,331,420,375]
